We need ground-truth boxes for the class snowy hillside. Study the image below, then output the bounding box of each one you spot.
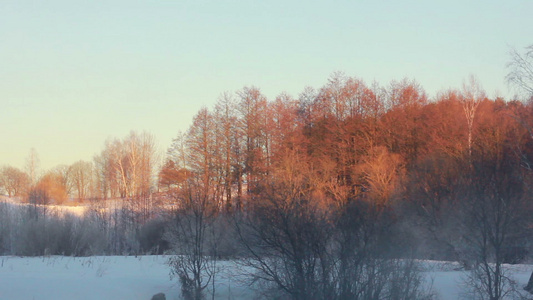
[0,255,532,300]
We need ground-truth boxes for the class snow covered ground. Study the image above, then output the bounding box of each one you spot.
[0,255,531,299]
[1,196,89,216]
[0,255,253,300]
[428,262,533,300]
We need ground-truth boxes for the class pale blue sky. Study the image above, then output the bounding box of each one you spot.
[1,0,531,171]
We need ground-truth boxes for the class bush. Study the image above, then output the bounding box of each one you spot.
[237,196,436,300]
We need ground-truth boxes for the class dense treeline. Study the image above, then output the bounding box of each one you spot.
[162,73,533,220]
[2,63,533,298]
[158,74,533,298]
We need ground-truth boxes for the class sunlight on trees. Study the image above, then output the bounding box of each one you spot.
[3,72,533,299]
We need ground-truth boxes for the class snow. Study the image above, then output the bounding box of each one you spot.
[0,256,253,300]
[425,262,533,300]
[0,256,531,300]
[1,196,89,217]
[0,256,168,300]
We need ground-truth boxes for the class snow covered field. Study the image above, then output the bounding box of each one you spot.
[0,255,254,300]
[0,255,532,300]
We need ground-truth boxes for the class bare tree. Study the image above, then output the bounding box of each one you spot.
[460,76,485,161]
[235,185,334,300]
[381,78,428,163]
[166,177,220,300]
[26,171,70,219]
[507,45,533,296]
[52,165,73,197]
[104,132,157,199]
[0,166,30,198]
[34,172,69,205]
[69,160,93,201]
[236,179,434,300]
[507,44,533,100]
[459,156,532,299]
[162,131,191,194]
[237,87,269,196]
[164,108,229,299]
[213,93,240,211]
[26,148,40,186]
[94,145,119,200]
[361,146,404,206]
[158,160,189,192]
